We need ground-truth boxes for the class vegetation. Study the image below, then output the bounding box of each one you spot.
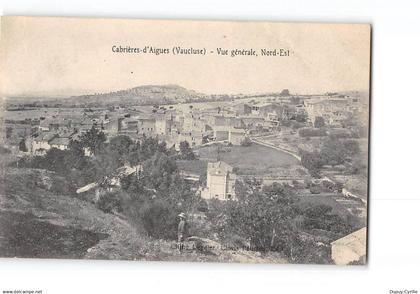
[196,143,299,175]
[298,128,327,137]
[280,89,290,96]
[79,126,107,155]
[178,141,196,160]
[314,116,325,128]
[294,113,307,123]
[300,137,362,177]
[240,137,252,147]
[204,180,357,263]
[8,127,362,263]
[14,130,169,185]
[19,139,28,152]
[0,145,11,154]
[119,151,197,240]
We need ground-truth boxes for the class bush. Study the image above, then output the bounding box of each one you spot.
[222,183,300,252]
[138,199,180,239]
[179,141,196,160]
[0,145,11,154]
[295,113,307,123]
[299,128,327,137]
[309,185,322,194]
[19,139,28,152]
[50,174,77,195]
[96,191,123,214]
[314,116,325,128]
[301,151,324,178]
[292,121,306,130]
[281,120,292,127]
[240,137,252,147]
[196,199,209,212]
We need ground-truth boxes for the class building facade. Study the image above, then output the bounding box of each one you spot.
[201,161,237,201]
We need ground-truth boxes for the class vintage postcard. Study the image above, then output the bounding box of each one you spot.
[0,16,370,264]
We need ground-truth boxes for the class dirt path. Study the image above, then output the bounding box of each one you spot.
[250,137,301,161]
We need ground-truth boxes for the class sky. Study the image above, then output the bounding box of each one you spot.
[0,16,371,97]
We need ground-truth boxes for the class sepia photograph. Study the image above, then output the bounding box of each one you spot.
[0,16,370,265]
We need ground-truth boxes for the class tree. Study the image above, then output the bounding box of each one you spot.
[128,136,168,162]
[5,127,12,139]
[240,137,252,147]
[295,113,307,123]
[96,191,123,213]
[119,149,197,240]
[302,204,353,235]
[179,141,195,160]
[309,138,361,169]
[301,151,324,178]
[79,127,106,155]
[67,140,90,170]
[280,89,290,96]
[343,140,360,157]
[43,148,69,173]
[108,135,134,165]
[126,198,181,239]
[19,139,28,152]
[109,135,133,153]
[314,116,325,128]
[0,145,11,154]
[223,182,300,252]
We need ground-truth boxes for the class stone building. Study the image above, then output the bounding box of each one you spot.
[201,161,237,201]
[228,128,246,145]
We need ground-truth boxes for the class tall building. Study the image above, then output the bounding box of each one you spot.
[201,161,237,200]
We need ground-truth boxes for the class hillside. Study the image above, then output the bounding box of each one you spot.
[68,84,207,106]
[4,85,209,107]
[0,166,287,263]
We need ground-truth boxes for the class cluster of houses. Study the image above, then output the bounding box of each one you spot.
[1,93,368,264]
[303,94,368,127]
[1,99,282,155]
[1,110,117,156]
[3,94,366,159]
[116,101,288,150]
[2,92,367,158]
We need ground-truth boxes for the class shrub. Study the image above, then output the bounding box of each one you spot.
[281,120,292,127]
[0,145,11,154]
[292,121,306,130]
[138,199,180,240]
[179,141,196,160]
[299,128,327,137]
[240,137,252,147]
[19,139,28,152]
[96,191,123,213]
[309,185,322,194]
[314,116,326,128]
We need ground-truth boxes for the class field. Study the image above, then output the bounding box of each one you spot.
[3,107,88,120]
[176,159,208,176]
[195,143,300,175]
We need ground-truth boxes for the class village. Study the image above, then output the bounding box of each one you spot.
[1,88,369,264]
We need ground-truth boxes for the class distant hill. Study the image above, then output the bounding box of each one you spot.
[68,84,207,106]
[4,85,210,107]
